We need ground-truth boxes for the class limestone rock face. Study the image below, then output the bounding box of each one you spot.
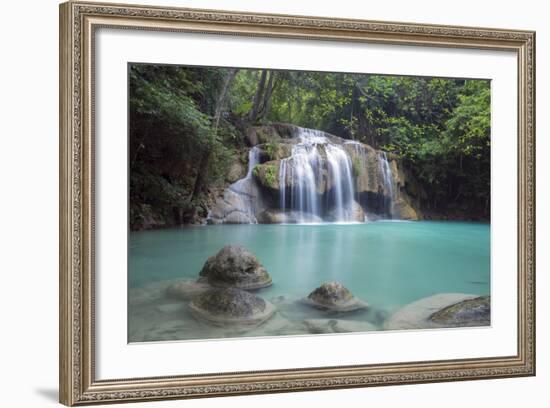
[303,281,368,312]
[392,197,419,220]
[429,295,490,327]
[257,142,293,162]
[226,160,247,183]
[189,288,275,326]
[326,201,365,222]
[207,184,262,225]
[245,123,300,146]
[199,245,272,290]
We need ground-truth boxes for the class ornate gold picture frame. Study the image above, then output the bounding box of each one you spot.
[59,1,535,405]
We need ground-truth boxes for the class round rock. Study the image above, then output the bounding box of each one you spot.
[199,245,272,290]
[303,281,368,312]
[384,293,487,330]
[429,295,490,327]
[189,288,275,326]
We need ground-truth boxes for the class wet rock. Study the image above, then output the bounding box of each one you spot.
[303,281,369,312]
[257,142,293,162]
[253,160,282,191]
[326,201,365,222]
[189,288,275,326]
[200,245,272,290]
[384,293,488,330]
[226,160,247,183]
[257,209,323,224]
[224,211,255,224]
[429,295,490,327]
[392,196,419,220]
[207,184,262,225]
[303,319,377,334]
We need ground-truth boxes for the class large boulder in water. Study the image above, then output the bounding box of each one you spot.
[429,295,490,327]
[384,293,489,330]
[199,245,272,290]
[189,288,275,326]
[303,282,368,312]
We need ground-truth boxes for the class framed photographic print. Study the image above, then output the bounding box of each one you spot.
[59,1,536,405]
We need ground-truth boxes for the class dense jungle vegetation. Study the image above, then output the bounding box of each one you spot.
[129,64,490,228]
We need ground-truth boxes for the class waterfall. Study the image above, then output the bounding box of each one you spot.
[379,151,395,218]
[279,128,356,222]
[344,141,369,221]
[212,147,261,224]
[210,125,404,225]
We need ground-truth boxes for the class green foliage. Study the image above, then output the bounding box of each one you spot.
[253,163,278,189]
[129,64,239,228]
[264,141,278,160]
[264,165,277,188]
[130,63,491,227]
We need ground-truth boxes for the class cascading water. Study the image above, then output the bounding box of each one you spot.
[210,125,404,225]
[279,128,356,222]
[344,141,369,221]
[379,151,395,218]
[209,147,261,224]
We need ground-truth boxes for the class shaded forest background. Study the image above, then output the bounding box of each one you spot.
[129,64,490,228]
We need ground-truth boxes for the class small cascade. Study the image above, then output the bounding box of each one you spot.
[344,141,369,221]
[216,147,261,224]
[378,151,395,218]
[279,128,356,222]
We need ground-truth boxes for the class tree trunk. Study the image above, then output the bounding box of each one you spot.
[191,68,239,202]
[257,71,277,121]
[249,70,268,122]
[213,68,239,132]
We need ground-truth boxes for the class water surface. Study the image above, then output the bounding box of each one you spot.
[130,221,489,309]
[128,221,490,341]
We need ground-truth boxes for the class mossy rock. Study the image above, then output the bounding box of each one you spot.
[258,142,293,161]
[199,245,272,290]
[189,288,276,326]
[303,281,369,313]
[253,161,281,191]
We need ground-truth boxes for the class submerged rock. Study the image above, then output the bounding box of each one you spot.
[166,279,211,300]
[200,245,272,290]
[303,281,368,312]
[189,288,275,326]
[385,293,490,330]
[303,319,377,334]
[429,295,490,327]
